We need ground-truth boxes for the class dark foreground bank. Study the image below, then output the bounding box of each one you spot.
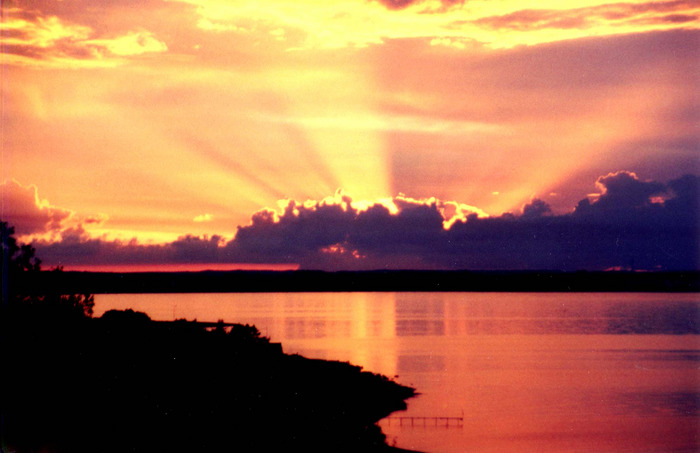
[1,307,416,452]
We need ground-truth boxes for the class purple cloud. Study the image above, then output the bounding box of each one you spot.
[474,1,698,31]
[580,171,667,212]
[7,172,699,271]
[1,180,73,236]
[521,198,552,219]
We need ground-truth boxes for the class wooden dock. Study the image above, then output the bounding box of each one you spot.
[386,415,463,428]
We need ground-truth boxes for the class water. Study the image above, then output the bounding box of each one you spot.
[95,292,700,452]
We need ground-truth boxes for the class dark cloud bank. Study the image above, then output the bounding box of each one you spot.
[11,171,700,271]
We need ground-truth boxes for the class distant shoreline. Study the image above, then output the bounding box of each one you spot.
[21,270,700,294]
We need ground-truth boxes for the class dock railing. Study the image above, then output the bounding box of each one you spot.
[385,415,463,428]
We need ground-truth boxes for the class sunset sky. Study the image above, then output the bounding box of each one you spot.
[2,0,698,271]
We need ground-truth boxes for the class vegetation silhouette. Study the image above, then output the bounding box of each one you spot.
[1,222,416,452]
[2,222,94,321]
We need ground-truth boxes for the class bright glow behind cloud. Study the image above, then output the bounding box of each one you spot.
[181,0,699,50]
[1,0,698,245]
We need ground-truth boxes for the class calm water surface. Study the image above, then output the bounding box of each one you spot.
[95,292,700,452]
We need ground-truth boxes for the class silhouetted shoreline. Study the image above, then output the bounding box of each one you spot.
[2,225,420,452]
[20,269,700,294]
[2,308,417,452]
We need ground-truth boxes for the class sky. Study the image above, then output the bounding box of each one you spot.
[1,0,698,271]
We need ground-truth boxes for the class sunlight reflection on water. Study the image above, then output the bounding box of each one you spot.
[95,292,700,452]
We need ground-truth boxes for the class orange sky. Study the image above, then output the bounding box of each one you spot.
[1,0,698,259]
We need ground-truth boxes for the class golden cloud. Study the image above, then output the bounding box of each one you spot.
[1,10,167,67]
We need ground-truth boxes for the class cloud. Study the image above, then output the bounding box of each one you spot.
[11,173,700,271]
[215,174,698,270]
[223,192,491,269]
[3,0,697,66]
[36,232,227,268]
[474,1,700,32]
[1,180,73,236]
[0,7,167,67]
[667,173,700,210]
[578,171,666,211]
[444,174,698,271]
[521,198,552,219]
[0,13,92,47]
[373,0,465,12]
[84,214,109,225]
[83,30,168,56]
[0,180,110,252]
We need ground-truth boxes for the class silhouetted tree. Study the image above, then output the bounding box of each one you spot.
[229,322,265,342]
[0,220,94,318]
[1,221,40,304]
[1,222,41,272]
